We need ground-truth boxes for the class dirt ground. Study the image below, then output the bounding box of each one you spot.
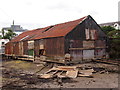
[0,59,119,89]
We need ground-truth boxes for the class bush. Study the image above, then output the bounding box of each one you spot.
[109,39,120,59]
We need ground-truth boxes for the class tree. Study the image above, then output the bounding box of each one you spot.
[101,26,120,58]
[107,30,120,38]
[2,28,5,37]
[2,29,16,40]
[101,26,120,38]
[0,35,2,39]
[101,26,116,34]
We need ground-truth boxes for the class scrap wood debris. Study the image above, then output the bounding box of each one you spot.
[38,66,95,79]
[78,69,94,77]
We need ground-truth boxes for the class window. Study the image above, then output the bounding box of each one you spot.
[28,49,34,56]
[42,26,54,33]
[85,29,90,40]
[20,35,29,41]
[85,29,97,40]
[28,41,34,49]
[39,49,45,55]
[2,42,5,45]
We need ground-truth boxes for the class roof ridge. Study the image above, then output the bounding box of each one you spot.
[10,15,88,42]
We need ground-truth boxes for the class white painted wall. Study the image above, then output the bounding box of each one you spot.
[114,23,120,30]
[0,39,9,54]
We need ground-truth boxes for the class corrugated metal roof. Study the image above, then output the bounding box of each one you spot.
[11,16,87,42]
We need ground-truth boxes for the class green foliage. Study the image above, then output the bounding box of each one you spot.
[108,30,120,38]
[0,35,2,39]
[101,26,116,34]
[101,26,120,38]
[101,26,120,58]
[109,39,120,58]
[1,29,16,40]
[2,28,5,37]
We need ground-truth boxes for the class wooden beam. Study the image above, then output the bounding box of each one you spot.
[69,47,106,50]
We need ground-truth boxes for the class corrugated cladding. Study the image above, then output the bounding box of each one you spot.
[19,42,23,55]
[13,42,19,55]
[5,15,108,61]
[23,41,28,55]
[10,16,87,42]
[34,40,40,56]
[5,42,13,54]
[45,37,64,56]
[64,15,108,61]
[95,40,106,48]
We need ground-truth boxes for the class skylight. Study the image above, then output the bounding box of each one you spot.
[20,35,29,41]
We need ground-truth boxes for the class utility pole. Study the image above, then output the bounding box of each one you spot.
[118,1,120,30]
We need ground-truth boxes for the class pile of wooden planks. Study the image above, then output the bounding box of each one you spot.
[38,66,95,79]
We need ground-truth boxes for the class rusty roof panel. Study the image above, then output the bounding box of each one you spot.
[11,16,87,42]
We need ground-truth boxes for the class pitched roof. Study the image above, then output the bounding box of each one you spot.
[11,15,87,42]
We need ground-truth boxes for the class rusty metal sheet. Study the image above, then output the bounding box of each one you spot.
[83,50,94,59]
[95,49,106,58]
[70,50,83,61]
[39,39,44,45]
[45,37,64,56]
[70,40,83,48]
[23,41,28,55]
[10,16,87,42]
[34,40,40,56]
[5,42,13,54]
[34,39,45,56]
[95,40,106,48]
[13,42,19,55]
[83,41,94,48]
[19,42,23,55]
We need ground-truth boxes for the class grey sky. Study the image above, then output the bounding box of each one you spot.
[0,0,119,30]
[118,1,120,21]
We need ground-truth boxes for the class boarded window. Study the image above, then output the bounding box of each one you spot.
[90,30,98,40]
[85,29,98,40]
[39,39,44,49]
[40,45,44,49]
[28,49,34,56]
[28,41,34,49]
[85,29,90,40]
[83,50,94,59]
[83,41,94,48]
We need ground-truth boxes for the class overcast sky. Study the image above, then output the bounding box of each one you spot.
[0,0,119,30]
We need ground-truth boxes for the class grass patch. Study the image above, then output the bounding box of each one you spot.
[4,60,33,70]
